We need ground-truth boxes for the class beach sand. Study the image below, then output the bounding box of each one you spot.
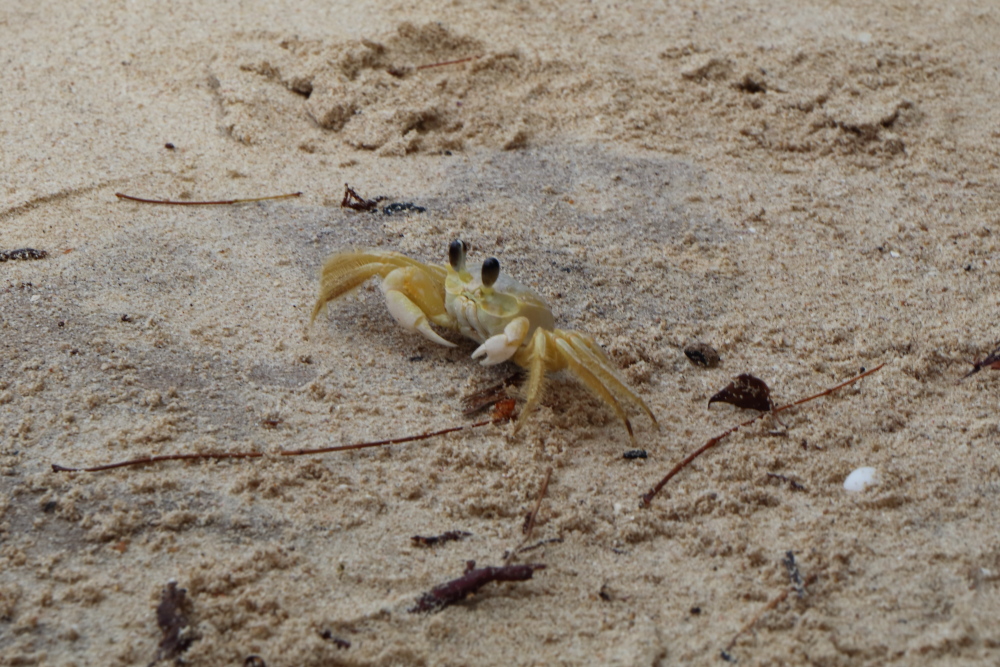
[2,1,999,664]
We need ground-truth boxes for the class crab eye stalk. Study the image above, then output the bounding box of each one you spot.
[481,257,500,287]
[449,239,467,271]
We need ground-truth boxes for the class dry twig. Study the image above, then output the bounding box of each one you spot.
[409,561,546,613]
[52,401,517,473]
[504,467,553,564]
[116,192,301,205]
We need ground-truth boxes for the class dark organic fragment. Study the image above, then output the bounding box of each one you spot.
[783,551,805,598]
[733,73,767,93]
[623,449,648,460]
[319,630,351,648]
[341,183,386,212]
[962,342,1000,379]
[152,581,196,665]
[708,374,773,412]
[382,202,426,216]
[684,342,720,368]
[767,472,806,492]
[410,560,546,613]
[0,248,48,262]
[244,656,266,667]
[411,530,472,547]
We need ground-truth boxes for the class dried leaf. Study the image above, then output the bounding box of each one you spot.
[152,581,196,664]
[708,374,773,412]
[490,398,518,422]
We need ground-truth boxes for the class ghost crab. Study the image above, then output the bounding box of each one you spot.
[311,240,657,442]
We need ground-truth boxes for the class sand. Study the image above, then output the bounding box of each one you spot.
[2,1,999,665]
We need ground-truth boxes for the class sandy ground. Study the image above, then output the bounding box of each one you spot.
[2,1,1000,665]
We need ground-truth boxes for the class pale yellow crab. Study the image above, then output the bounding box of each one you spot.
[311,240,657,441]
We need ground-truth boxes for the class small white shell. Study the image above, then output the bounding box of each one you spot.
[843,467,878,492]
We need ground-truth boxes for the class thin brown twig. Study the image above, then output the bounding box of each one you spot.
[515,537,563,554]
[416,55,480,70]
[641,363,884,506]
[505,467,553,564]
[722,572,818,656]
[522,467,553,538]
[115,192,302,206]
[52,409,514,473]
[640,419,753,507]
[772,363,885,415]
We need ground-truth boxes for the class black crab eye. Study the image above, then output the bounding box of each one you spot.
[449,239,467,271]
[481,257,500,287]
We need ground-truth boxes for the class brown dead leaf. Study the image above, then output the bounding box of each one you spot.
[708,374,773,412]
[151,581,196,665]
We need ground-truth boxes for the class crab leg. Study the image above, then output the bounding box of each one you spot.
[513,328,553,434]
[565,332,658,427]
[554,338,635,442]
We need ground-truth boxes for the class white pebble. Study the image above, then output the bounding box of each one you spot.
[843,467,878,492]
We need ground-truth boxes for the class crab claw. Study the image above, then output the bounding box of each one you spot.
[385,290,456,348]
[472,317,529,365]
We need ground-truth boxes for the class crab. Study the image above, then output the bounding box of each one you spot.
[311,240,657,441]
